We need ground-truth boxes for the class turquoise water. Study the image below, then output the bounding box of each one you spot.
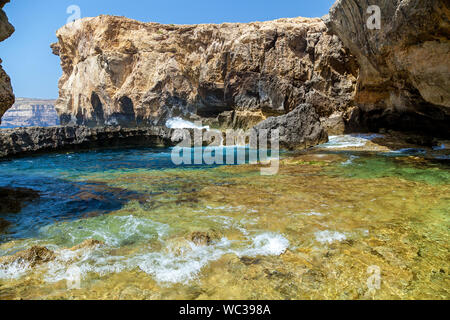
[0,147,273,242]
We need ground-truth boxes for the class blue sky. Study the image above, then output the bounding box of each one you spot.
[0,0,335,99]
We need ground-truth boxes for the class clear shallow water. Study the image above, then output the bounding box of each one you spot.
[0,136,449,300]
[0,147,271,242]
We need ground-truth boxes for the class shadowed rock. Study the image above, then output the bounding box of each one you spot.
[253,103,328,150]
[0,125,178,158]
[325,0,450,137]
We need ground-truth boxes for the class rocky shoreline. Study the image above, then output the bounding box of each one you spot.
[0,0,448,155]
[0,125,177,159]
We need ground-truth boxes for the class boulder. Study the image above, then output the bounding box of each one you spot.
[0,246,55,267]
[253,103,328,150]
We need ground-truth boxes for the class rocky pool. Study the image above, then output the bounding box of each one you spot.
[0,134,448,299]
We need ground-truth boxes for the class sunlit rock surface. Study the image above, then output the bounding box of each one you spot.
[325,0,450,136]
[51,16,358,130]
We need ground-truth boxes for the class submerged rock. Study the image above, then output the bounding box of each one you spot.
[190,231,220,247]
[0,246,55,267]
[0,187,40,214]
[0,217,10,233]
[70,239,105,251]
[253,103,328,150]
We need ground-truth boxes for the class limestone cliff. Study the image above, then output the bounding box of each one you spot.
[51,16,358,130]
[0,98,59,128]
[326,0,450,136]
[0,0,14,123]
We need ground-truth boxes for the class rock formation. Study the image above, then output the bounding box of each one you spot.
[0,98,59,128]
[51,16,358,131]
[0,0,14,123]
[0,246,55,267]
[326,0,450,136]
[0,126,177,158]
[253,103,328,150]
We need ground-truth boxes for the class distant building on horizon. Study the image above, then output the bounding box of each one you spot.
[0,98,60,129]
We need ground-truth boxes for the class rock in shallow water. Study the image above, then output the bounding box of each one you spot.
[0,246,55,267]
[70,239,105,251]
[253,103,328,150]
[190,231,221,247]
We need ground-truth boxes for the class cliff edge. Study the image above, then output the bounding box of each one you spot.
[51,16,358,132]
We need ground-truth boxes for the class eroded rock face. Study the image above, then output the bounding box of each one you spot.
[326,0,450,136]
[253,103,328,150]
[0,0,14,123]
[51,16,357,130]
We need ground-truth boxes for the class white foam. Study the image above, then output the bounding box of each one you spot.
[320,134,383,149]
[237,233,290,257]
[46,232,288,285]
[134,238,233,284]
[2,217,290,285]
[390,148,426,155]
[342,155,360,166]
[303,211,324,217]
[0,260,32,280]
[166,117,210,130]
[41,215,170,247]
[41,232,289,285]
[315,230,347,244]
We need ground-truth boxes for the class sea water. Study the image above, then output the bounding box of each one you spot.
[0,135,448,299]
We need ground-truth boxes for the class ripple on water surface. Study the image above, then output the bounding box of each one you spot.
[0,138,449,299]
